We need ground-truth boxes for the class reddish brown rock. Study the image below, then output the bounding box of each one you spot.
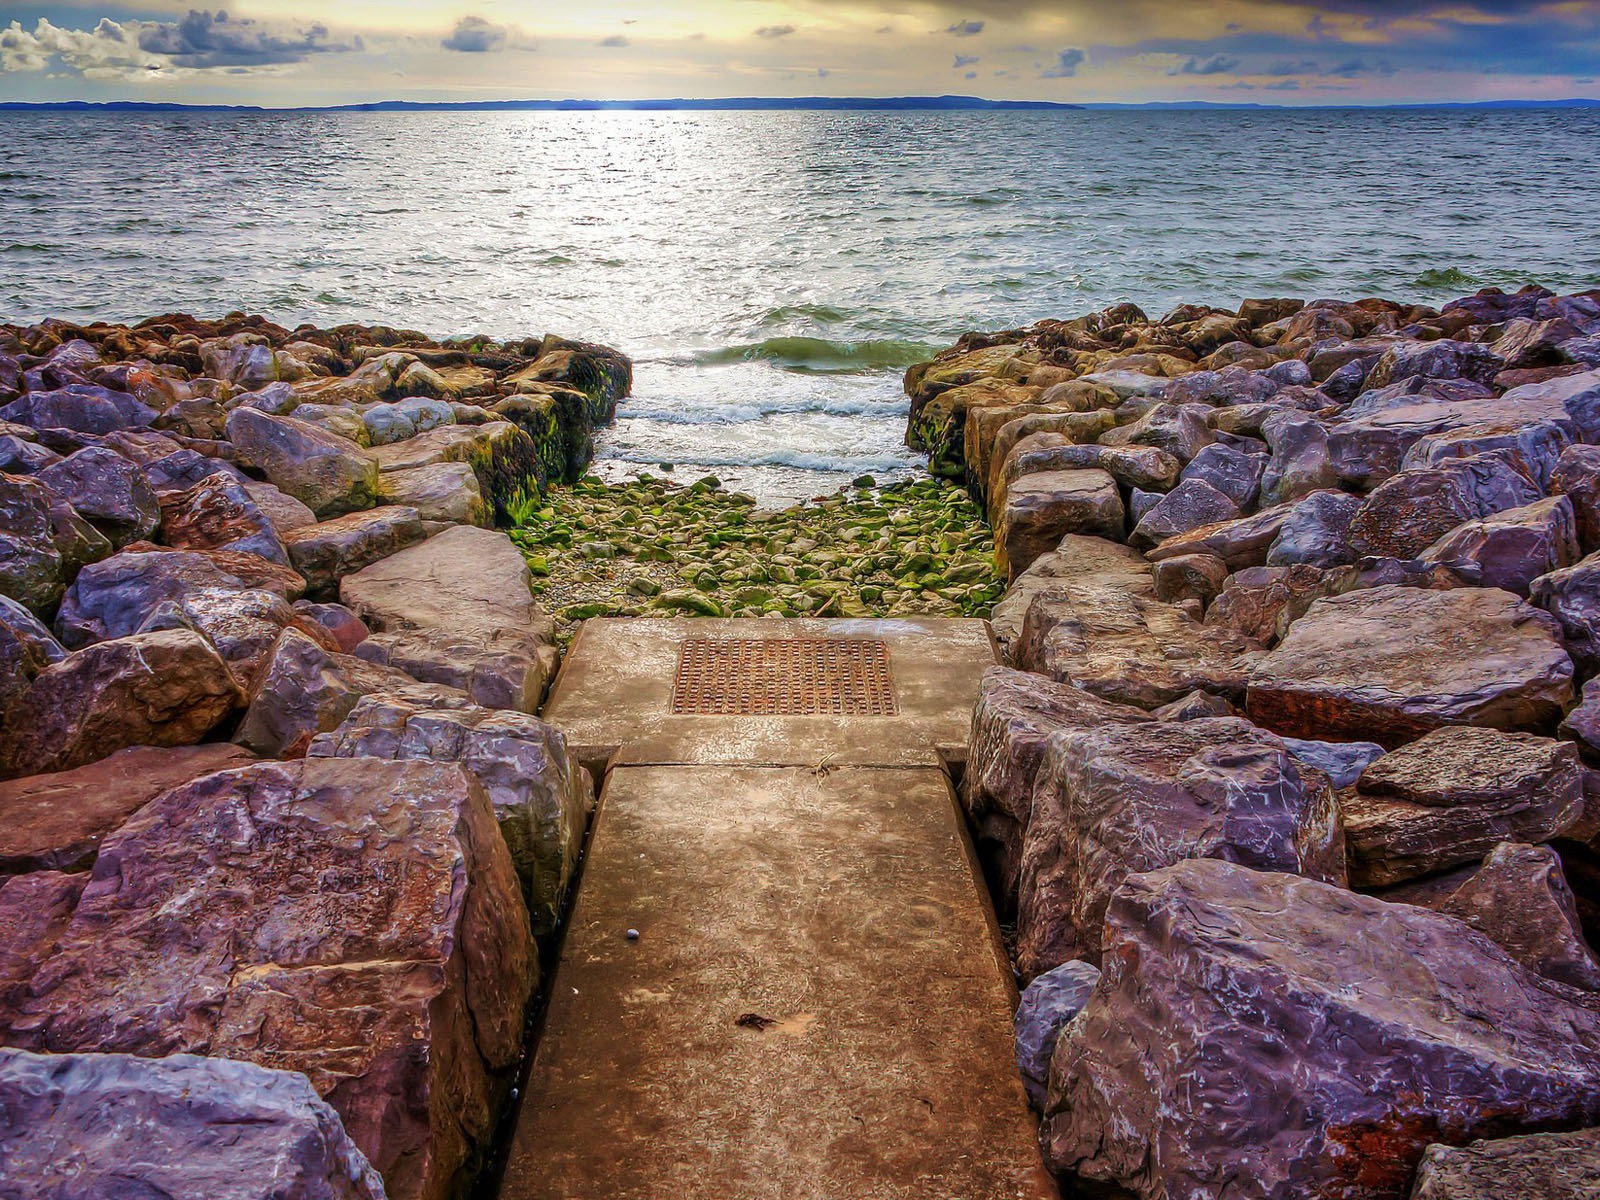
[1345,727,1584,886]
[988,533,1150,661]
[159,471,290,565]
[1151,552,1229,607]
[138,585,341,690]
[1529,549,1600,672]
[0,1049,386,1200]
[0,630,242,780]
[1436,842,1600,991]
[962,666,1148,909]
[0,757,536,1200]
[53,546,247,648]
[0,743,254,877]
[1420,495,1579,596]
[1044,859,1600,1200]
[1349,454,1543,560]
[996,468,1125,580]
[282,506,427,598]
[1017,717,1343,977]
[1247,585,1574,746]
[1203,563,1328,645]
[1550,442,1600,554]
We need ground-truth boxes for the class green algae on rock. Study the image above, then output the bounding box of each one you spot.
[509,475,1004,639]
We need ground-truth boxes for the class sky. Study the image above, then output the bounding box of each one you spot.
[0,1,1596,106]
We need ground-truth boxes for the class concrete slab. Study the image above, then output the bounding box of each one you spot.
[500,765,1056,1200]
[541,618,997,774]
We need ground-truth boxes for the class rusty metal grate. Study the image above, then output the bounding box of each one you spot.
[670,638,898,716]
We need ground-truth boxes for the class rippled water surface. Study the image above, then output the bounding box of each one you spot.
[4,108,1598,499]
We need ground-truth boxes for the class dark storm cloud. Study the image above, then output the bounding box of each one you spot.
[1169,53,1239,75]
[136,8,359,67]
[946,20,985,37]
[756,24,798,38]
[1041,47,1087,78]
[441,16,506,53]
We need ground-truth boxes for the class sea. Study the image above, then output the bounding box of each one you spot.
[3,107,1598,503]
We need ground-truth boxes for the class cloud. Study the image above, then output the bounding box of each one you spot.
[599,35,629,48]
[945,20,985,38]
[1041,47,1086,78]
[756,25,797,39]
[953,53,980,67]
[1169,53,1239,75]
[136,9,359,69]
[441,16,506,54]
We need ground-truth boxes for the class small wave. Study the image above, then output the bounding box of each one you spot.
[758,303,853,327]
[619,394,907,425]
[1412,266,1479,290]
[606,448,916,472]
[692,336,937,374]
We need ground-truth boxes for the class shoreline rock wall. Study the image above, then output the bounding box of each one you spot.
[0,311,628,1200]
[920,283,1600,1199]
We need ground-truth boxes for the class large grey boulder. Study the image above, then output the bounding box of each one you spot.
[310,691,594,936]
[225,406,381,518]
[0,1049,386,1200]
[1014,961,1100,1111]
[1016,716,1344,977]
[35,446,160,548]
[1044,858,1600,1200]
[1247,585,1574,746]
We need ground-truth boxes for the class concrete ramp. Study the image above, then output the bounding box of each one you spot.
[501,619,1056,1200]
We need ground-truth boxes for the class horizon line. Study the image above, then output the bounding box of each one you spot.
[3,94,1599,115]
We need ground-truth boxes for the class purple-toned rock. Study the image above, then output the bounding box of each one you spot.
[0,1049,386,1200]
[1496,366,1600,442]
[310,691,593,935]
[246,478,320,534]
[1178,442,1266,508]
[1151,552,1229,607]
[1400,415,1572,489]
[35,446,159,548]
[1264,488,1362,567]
[1100,401,1214,463]
[1420,495,1580,596]
[1346,726,1584,886]
[0,384,157,434]
[52,546,246,648]
[1550,442,1600,554]
[1150,689,1241,721]
[1044,858,1600,1200]
[1410,1128,1600,1199]
[0,595,64,735]
[0,474,105,615]
[1530,549,1600,672]
[996,468,1125,580]
[282,506,427,598]
[0,743,255,877]
[1260,412,1335,506]
[0,629,242,780]
[296,600,370,653]
[0,756,536,1200]
[1248,585,1574,747]
[1282,737,1386,789]
[1016,717,1343,977]
[963,667,1148,907]
[1144,497,1308,570]
[1349,454,1543,560]
[1203,563,1328,645]
[139,584,342,690]
[1363,337,1506,391]
[225,406,381,517]
[1129,477,1240,551]
[1435,842,1600,991]
[159,471,291,565]
[1015,960,1100,1111]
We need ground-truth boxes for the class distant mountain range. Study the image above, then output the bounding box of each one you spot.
[1,95,1597,114]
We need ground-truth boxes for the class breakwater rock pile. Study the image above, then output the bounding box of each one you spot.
[921,283,1600,1198]
[0,313,629,1200]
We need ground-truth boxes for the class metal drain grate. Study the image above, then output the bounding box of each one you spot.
[671,638,898,716]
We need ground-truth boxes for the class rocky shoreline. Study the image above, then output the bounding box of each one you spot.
[0,312,630,1199]
[922,283,1600,1197]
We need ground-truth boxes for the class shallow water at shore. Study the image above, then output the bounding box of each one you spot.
[3,107,1598,500]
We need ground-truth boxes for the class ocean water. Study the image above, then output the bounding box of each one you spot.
[3,107,1598,501]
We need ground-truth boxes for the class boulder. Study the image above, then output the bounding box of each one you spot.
[310,692,593,935]
[53,546,246,648]
[1344,727,1584,886]
[1264,489,1362,568]
[378,461,490,527]
[1129,478,1240,551]
[1143,498,1304,571]
[370,421,539,521]
[1400,415,1573,490]
[1203,563,1328,645]
[35,447,159,548]
[988,534,1150,662]
[0,384,156,434]
[0,473,109,616]
[1550,443,1600,554]
[159,472,291,565]
[283,506,427,598]
[1260,412,1335,506]
[1018,583,1261,709]
[1178,442,1266,508]
[1410,1128,1600,1199]
[0,757,536,1200]
[1014,961,1100,1111]
[0,630,242,780]
[996,469,1125,580]
[1248,586,1574,746]
[1151,552,1229,607]
[1434,842,1600,991]
[139,584,341,690]
[1530,550,1600,672]
[0,595,64,734]
[1364,337,1506,391]
[1017,717,1343,976]
[295,600,369,653]
[963,667,1148,907]
[1420,495,1579,596]
[0,1049,385,1200]
[1282,736,1386,790]
[225,406,381,518]
[245,478,320,535]
[1044,859,1600,1200]
[0,743,255,877]
[1349,454,1544,560]
[354,628,556,715]
[234,627,448,759]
